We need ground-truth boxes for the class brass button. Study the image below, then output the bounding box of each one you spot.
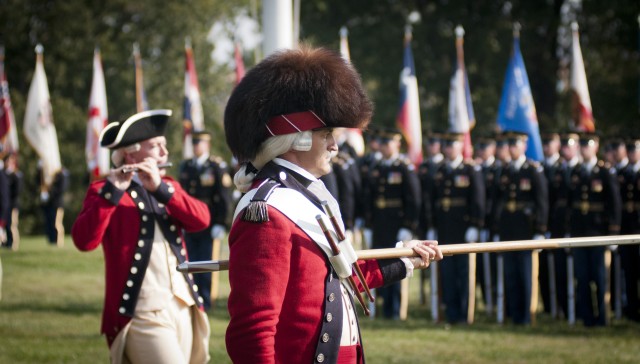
[326,313,333,322]
[328,293,335,302]
[322,333,330,342]
[316,353,325,363]
[131,191,138,198]
[122,293,130,300]
[104,192,112,200]
[119,307,126,314]
[138,202,145,209]
[130,267,138,274]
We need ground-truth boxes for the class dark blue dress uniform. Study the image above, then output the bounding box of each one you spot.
[366,154,420,318]
[40,168,70,245]
[322,152,360,231]
[426,157,485,323]
[568,158,621,326]
[494,156,548,324]
[617,148,640,321]
[179,154,233,310]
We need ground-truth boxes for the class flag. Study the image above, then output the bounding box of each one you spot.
[395,26,423,165]
[339,26,364,156]
[448,26,475,159]
[23,44,61,188]
[0,46,18,155]
[570,22,595,132]
[86,47,110,179]
[496,25,543,162]
[133,43,149,112]
[234,42,245,85]
[183,39,204,159]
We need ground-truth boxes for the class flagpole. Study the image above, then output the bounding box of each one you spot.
[177,235,640,273]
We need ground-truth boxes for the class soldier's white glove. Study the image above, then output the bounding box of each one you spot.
[607,245,618,252]
[426,228,437,241]
[362,228,373,249]
[40,191,50,203]
[533,234,545,240]
[397,228,413,242]
[465,227,479,243]
[211,224,226,239]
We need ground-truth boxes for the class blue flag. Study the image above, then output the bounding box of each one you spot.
[496,37,543,161]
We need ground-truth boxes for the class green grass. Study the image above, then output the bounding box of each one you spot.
[1,236,639,363]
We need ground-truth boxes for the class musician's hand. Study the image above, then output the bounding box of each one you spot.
[134,158,162,192]
[404,239,443,269]
[108,165,134,191]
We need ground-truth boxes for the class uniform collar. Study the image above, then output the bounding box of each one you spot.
[273,158,319,184]
[195,152,209,166]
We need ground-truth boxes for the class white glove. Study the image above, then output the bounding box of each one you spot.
[492,234,500,242]
[362,228,373,248]
[397,228,413,242]
[465,227,479,243]
[608,245,618,252]
[211,224,226,239]
[533,234,545,240]
[426,228,437,241]
[40,191,50,203]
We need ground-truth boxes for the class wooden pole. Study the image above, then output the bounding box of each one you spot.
[177,235,640,273]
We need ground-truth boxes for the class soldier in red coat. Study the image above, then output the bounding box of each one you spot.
[223,46,443,364]
[72,109,211,363]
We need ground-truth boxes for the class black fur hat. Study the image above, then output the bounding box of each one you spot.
[224,46,373,163]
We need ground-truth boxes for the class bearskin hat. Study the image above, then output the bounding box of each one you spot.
[224,46,373,163]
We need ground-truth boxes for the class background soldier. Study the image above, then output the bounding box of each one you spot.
[494,131,548,325]
[2,153,22,250]
[474,135,499,315]
[540,132,562,317]
[365,128,421,319]
[568,132,621,326]
[619,138,640,322]
[179,131,233,310]
[39,165,69,246]
[425,132,485,324]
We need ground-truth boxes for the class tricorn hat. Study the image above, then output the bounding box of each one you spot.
[224,46,373,163]
[100,109,171,150]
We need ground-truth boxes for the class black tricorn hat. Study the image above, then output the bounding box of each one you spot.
[224,46,373,163]
[100,110,172,150]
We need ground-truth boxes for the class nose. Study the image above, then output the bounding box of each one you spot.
[327,134,338,151]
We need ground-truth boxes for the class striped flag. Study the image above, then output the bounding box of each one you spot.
[496,24,543,161]
[86,47,110,179]
[234,42,245,85]
[23,44,62,189]
[183,39,204,159]
[339,26,364,156]
[570,22,595,132]
[395,26,423,165]
[448,25,475,159]
[0,46,18,155]
[133,43,149,112]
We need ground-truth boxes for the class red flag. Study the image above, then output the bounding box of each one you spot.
[234,42,245,85]
[448,26,475,159]
[396,26,423,165]
[0,46,18,155]
[183,39,204,159]
[86,47,110,179]
[570,22,595,132]
[23,45,61,189]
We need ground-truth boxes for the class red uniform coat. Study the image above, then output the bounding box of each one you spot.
[225,204,402,363]
[71,177,210,345]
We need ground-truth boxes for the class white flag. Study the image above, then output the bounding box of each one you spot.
[23,45,61,188]
[87,47,110,178]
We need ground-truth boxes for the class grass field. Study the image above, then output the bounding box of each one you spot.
[1,236,639,363]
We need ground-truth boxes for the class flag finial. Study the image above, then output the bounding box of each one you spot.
[340,26,348,38]
[132,42,140,55]
[571,22,579,32]
[513,22,521,38]
[404,25,413,42]
[35,44,44,54]
[455,25,465,38]
[185,36,192,49]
